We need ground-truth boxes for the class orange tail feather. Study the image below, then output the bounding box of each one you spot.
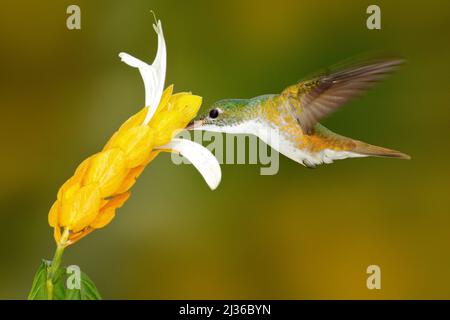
[353,141,411,160]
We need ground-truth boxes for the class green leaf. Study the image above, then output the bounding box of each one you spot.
[28,260,49,300]
[29,259,102,300]
[65,270,102,300]
[28,259,66,300]
[52,268,67,300]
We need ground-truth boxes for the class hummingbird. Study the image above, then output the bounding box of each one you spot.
[187,57,410,168]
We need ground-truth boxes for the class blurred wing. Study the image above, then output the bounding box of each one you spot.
[282,58,404,134]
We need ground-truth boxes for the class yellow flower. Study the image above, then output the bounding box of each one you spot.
[49,19,221,247]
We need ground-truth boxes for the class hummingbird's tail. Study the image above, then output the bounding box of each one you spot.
[352,141,411,160]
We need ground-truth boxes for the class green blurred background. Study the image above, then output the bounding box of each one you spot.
[0,0,449,299]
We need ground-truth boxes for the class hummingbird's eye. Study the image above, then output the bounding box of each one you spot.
[209,108,220,119]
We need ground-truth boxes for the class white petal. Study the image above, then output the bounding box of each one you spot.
[118,19,166,125]
[151,20,166,84]
[118,52,147,69]
[157,139,222,190]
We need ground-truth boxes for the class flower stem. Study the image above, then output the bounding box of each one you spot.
[46,228,69,300]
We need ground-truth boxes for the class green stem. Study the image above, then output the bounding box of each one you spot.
[46,229,69,300]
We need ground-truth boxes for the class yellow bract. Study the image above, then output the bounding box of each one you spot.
[84,149,129,197]
[49,85,202,246]
[151,93,202,145]
[90,192,130,229]
[109,126,155,168]
[60,184,101,232]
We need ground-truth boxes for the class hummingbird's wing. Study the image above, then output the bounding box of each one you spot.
[281,57,404,134]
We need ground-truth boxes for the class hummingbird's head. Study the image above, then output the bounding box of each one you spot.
[186,99,256,133]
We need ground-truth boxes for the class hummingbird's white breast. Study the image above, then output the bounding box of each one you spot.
[195,120,366,168]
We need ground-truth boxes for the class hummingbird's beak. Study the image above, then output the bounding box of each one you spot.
[185,119,204,130]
